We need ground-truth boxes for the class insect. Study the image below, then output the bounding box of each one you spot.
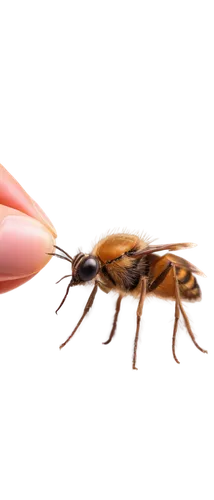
[48,233,207,369]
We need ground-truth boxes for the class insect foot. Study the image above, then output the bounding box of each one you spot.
[170,354,183,367]
[197,346,210,357]
[131,363,140,373]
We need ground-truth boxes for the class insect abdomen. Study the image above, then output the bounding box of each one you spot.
[176,267,201,301]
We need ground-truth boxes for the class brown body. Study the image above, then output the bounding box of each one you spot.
[49,233,207,369]
[92,233,201,301]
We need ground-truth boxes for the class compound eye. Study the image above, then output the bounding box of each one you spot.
[78,257,99,282]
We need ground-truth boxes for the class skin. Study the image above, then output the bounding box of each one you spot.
[0,163,56,293]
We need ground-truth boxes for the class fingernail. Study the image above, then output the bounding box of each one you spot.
[0,164,57,238]
[0,215,55,280]
[30,196,59,239]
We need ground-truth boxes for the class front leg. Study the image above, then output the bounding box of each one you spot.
[58,283,99,352]
[132,277,147,370]
[53,276,73,315]
[103,295,123,345]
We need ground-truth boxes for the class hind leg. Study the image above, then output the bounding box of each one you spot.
[172,265,209,362]
[179,301,208,355]
[172,266,181,363]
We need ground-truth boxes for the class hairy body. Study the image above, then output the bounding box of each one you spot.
[49,233,206,369]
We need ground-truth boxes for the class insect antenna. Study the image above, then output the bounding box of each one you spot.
[46,245,73,263]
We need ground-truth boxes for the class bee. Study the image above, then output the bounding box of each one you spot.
[48,233,207,369]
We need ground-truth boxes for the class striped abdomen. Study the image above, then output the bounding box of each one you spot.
[176,267,201,301]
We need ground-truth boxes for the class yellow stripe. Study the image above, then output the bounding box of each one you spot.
[186,274,195,289]
[176,268,186,280]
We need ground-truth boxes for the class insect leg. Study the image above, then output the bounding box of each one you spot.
[179,301,208,355]
[59,284,98,349]
[172,265,181,364]
[102,295,123,346]
[56,274,72,284]
[54,281,73,314]
[132,277,147,370]
[173,265,209,356]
